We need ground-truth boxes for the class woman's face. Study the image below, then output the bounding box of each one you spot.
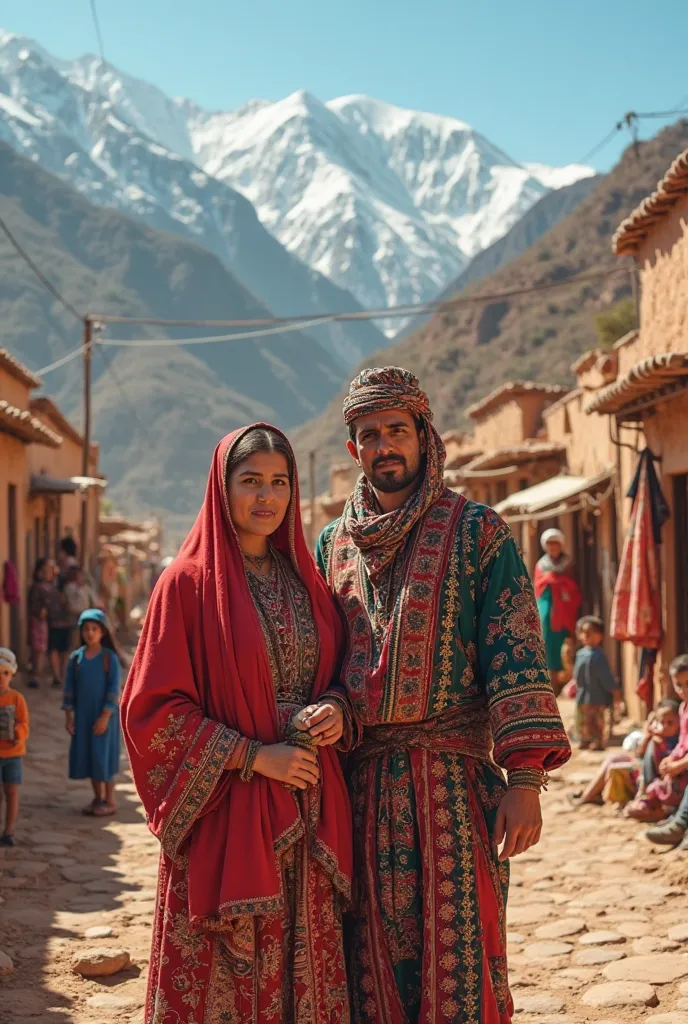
[227,451,292,544]
[41,559,56,583]
[545,540,563,560]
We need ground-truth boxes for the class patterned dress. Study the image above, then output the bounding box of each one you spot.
[145,551,350,1023]
[317,495,571,1024]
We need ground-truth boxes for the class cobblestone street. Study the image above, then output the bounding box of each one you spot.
[2,688,688,1023]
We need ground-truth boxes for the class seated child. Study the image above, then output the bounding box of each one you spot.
[624,699,682,820]
[573,616,621,751]
[569,700,681,810]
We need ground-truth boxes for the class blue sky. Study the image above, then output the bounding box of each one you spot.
[3,0,688,171]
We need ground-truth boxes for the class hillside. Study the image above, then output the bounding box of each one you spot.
[395,173,602,344]
[0,33,386,369]
[0,142,345,521]
[294,120,688,487]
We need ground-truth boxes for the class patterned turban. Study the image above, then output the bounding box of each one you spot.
[342,367,433,426]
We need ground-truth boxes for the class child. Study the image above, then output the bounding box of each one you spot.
[645,656,688,849]
[624,699,683,821]
[63,609,121,818]
[27,557,55,689]
[573,615,621,751]
[569,699,681,809]
[0,648,29,846]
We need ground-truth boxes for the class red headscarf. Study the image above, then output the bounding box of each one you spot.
[121,425,352,930]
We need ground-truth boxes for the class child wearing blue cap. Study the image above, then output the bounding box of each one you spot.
[62,609,121,817]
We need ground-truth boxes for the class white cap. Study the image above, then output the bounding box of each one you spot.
[0,648,17,674]
[541,528,565,550]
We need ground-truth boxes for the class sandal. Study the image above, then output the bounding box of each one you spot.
[82,798,99,816]
[92,802,116,817]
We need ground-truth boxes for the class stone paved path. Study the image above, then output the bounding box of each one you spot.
[2,688,688,1022]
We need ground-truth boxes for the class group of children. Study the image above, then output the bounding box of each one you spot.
[0,609,122,844]
[569,612,688,849]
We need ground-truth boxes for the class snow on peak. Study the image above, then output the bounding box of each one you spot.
[0,28,594,337]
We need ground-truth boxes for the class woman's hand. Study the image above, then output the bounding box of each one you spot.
[93,711,111,736]
[65,711,75,737]
[253,743,320,790]
[304,703,344,746]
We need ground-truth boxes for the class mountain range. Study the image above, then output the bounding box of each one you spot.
[0,30,592,341]
[294,120,688,488]
[0,141,346,528]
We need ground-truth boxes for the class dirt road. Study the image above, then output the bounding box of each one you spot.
[2,686,688,1023]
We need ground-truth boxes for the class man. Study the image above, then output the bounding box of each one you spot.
[316,367,571,1024]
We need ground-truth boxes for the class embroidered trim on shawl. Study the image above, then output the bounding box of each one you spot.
[159,721,238,859]
[332,490,466,724]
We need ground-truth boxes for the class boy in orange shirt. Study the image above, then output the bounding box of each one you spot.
[0,648,29,846]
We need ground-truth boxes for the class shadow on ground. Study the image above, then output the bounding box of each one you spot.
[0,679,154,1023]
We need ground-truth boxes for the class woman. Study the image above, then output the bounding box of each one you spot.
[27,557,54,689]
[122,426,355,1024]
[534,528,581,694]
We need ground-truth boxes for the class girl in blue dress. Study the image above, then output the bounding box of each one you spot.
[63,609,121,817]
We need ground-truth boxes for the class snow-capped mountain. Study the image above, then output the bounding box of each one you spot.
[0,33,385,367]
[0,30,594,340]
[185,92,593,324]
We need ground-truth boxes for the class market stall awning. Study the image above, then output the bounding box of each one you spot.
[494,468,614,521]
[30,474,80,495]
[585,352,688,420]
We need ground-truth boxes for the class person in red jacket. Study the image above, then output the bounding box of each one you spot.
[534,528,581,694]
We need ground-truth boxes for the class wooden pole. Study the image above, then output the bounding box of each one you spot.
[308,450,316,552]
[80,318,93,567]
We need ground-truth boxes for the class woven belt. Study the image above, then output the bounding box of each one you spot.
[351,705,493,766]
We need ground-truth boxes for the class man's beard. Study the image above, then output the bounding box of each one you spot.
[369,456,421,494]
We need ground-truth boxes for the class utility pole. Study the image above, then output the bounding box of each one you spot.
[308,451,316,552]
[80,318,93,566]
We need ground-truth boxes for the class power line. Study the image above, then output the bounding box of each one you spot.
[89,0,106,62]
[94,341,153,447]
[35,343,92,376]
[93,265,628,344]
[576,124,623,167]
[0,215,84,323]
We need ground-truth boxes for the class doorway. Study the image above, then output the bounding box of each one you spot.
[7,484,20,655]
[675,474,688,654]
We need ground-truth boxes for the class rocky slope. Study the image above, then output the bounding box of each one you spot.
[0,31,592,341]
[294,121,688,487]
[0,142,344,521]
[0,32,385,369]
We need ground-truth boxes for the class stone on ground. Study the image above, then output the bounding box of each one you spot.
[523,940,573,960]
[535,918,586,939]
[573,947,627,966]
[0,949,14,976]
[669,924,688,943]
[512,992,565,1013]
[71,947,131,977]
[579,930,625,946]
[86,993,141,1010]
[604,953,688,985]
[581,981,659,1008]
[84,925,115,939]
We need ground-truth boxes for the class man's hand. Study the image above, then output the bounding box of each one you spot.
[495,788,542,862]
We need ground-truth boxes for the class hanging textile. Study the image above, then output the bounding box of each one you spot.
[610,449,669,650]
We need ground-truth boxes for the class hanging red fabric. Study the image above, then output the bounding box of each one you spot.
[610,451,666,649]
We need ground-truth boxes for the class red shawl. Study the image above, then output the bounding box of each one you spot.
[121,425,352,930]
[533,563,581,636]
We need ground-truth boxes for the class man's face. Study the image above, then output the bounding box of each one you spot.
[347,409,425,494]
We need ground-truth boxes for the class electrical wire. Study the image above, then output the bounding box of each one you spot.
[35,344,92,376]
[575,124,623,167]
[94,342,154,446]
[89,0,106,62]
[0,215,84,323]
[96,266,629,345]
[99,316,337,348]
